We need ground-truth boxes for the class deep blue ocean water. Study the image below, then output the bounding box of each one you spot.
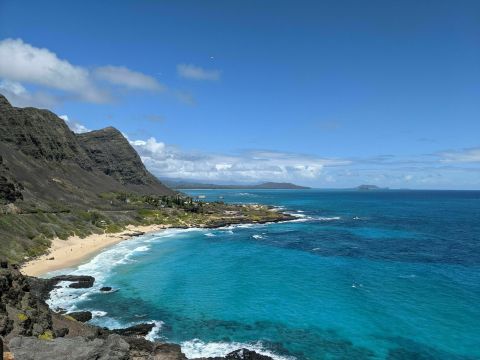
[47,190,480,360]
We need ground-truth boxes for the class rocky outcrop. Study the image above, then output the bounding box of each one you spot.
[50,275,95,289]
[225,349,273,360]
[8,335,131,360]
[112,323,155,337]
[67,311,93,323]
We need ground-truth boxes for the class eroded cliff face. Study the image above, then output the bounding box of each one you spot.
[0,96,93,168]
[77,127,167,188]
[0,93,174,210]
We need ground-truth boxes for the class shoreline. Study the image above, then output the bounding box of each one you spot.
[20,207,295,277]
[20,224,171,277]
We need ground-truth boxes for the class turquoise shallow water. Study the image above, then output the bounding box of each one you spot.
[48,190,480,360]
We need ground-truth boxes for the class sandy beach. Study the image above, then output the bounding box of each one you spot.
[20,224,169,277]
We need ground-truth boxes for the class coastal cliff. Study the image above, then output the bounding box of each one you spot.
[0,93,173,212]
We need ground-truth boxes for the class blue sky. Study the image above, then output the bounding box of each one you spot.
[1,0,479,188]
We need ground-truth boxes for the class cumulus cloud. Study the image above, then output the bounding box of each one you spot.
[59,114,91,134]
[94,66,165,91]
[0,38,108,103]
[129,136,348,182]
[0,79,60,108]
[439,147,480,163]
[177,64,221,81]
[0,38,173,108]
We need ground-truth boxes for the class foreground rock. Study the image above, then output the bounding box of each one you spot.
[225,349,273,360]
[67,311,92,323]
[0,263,274,360]
[112,323,155,336]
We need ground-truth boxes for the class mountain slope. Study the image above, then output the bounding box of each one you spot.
[0,94,174,211]
[165,180,310,190]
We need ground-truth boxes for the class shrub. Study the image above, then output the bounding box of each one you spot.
[38,330,54,340]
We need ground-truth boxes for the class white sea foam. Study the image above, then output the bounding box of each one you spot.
[204,232,216,237]
[181,339,295,360]
[92,310,108,318]
[252,234,264,240]
[287,212,341,223]
[145,320,165,342]
[316,216,341,221]
[291,213,307,218]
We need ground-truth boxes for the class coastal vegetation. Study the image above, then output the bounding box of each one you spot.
[0,191,291,263]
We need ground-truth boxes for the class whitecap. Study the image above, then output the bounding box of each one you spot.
[204,232,216,237]
[252,234,263,240]
[315,216,341,221]
[91,310,107,318]
[181,339,294,360]
[145,320,165,342]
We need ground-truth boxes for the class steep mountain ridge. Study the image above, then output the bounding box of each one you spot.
[77,127,162,187]
[0,94,174,210]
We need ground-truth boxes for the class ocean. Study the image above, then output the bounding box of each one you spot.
[46,189,480,360]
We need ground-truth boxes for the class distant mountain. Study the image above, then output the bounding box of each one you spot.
[165,180,310,190]
[356,185,388,190]
[0,94,174,212]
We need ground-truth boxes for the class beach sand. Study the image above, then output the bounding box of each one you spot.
[20,224,169,277]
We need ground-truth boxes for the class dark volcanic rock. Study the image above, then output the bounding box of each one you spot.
[100,286,113,292]
[225,349,273,360]
[112,323,155,336]
[51,275,95,288]
[54,327,69,337]
[67,311,93,322]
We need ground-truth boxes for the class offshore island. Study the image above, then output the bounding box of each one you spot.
[0,94,293,359]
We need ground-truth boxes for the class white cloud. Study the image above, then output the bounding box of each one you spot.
[0,38,175,108]
[129,136,348,183]
[0,79,60,108]
[94,66,165,91]
[59,114,91,134]
[0,38,108,103]
[177,64,221,81]
[440,147,480,163]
